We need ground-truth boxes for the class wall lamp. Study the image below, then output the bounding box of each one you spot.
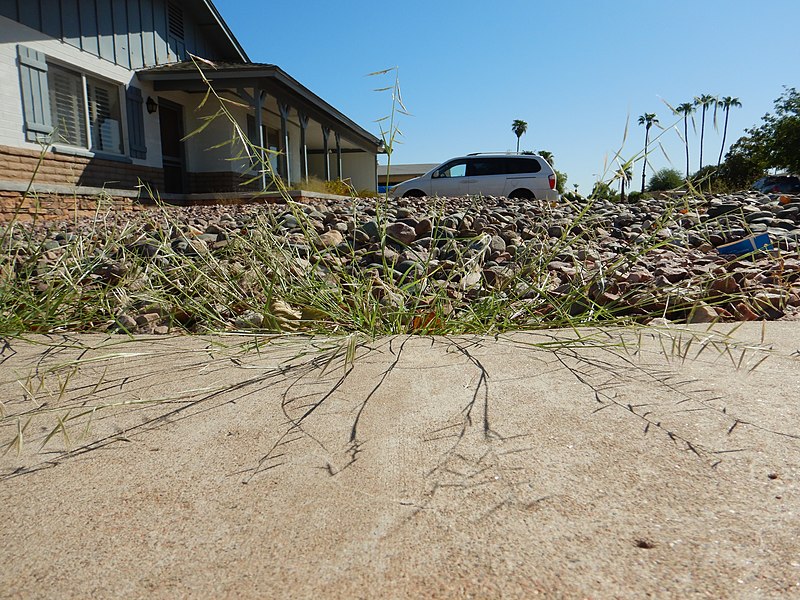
[146,96,158,114]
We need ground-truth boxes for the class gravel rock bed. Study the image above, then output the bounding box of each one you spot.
[3,190,800,333]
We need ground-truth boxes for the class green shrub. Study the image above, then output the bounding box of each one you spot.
[627,191,653,202]
[590,181,619,201]
[554,169,568,194]
[647,168,684,191]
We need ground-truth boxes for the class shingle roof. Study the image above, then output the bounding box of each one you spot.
[138,60,276,74]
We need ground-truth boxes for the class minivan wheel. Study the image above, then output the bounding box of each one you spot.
[509,188,534,200]
[403,189,426,198]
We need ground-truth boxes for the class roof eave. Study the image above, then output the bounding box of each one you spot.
[137,64,382,151]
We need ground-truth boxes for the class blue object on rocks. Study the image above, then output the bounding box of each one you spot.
[717,232,773,255]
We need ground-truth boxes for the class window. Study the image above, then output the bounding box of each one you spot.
[469,159,504,177]
[246,116,280,173]
[47,63,123,154]
[18,45,141,158]
[504,157,541,174]
[87,78,123,154]
[434,160,467,178]
[48,65,87,148]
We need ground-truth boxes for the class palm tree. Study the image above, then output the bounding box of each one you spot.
[538,150,554,166]
[637,113,659,193]
[511,119,527,153]
[717,96,742,167]
[674,102,695,178]
[694,94,717,170]
[616,165,633,201]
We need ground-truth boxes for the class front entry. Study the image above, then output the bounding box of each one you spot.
[158,100,185,194]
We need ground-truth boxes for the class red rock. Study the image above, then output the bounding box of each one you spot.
[732,302,759,321]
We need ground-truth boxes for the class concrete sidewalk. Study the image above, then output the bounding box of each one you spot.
[1,324,799,598]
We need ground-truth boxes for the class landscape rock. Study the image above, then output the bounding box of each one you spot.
[5,189,800,332]
[385,222,417,245]
[315,229,344,249]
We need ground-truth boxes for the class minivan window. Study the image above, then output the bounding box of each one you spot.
[434,160,467,178]
[504,158,541,174]
[469,159,505,177]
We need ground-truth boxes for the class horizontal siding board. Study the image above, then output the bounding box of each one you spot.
[96,0,116,63]
[80,0,100,56]
[127,0,144,69]
[111,0,130,69]
[140,0,156,66]
[40,0,62,38]
[61,0,82,49]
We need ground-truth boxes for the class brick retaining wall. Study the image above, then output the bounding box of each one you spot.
[0,144,163,190]
[0,189,151,222]
[0,144,346,221]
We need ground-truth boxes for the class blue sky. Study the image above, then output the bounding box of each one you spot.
[214,0,800,194]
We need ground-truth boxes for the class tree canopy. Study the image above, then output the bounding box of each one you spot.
[647,168,684,192]
[511,119,527,152]
[728,87,800,175]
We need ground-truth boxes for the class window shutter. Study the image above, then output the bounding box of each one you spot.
[17,45,53,142]
[126,86,147,159]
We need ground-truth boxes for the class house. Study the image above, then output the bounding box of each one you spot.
[0,0,383,219]
[377,162,437,193]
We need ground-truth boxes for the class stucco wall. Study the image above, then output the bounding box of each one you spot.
[343,153,377,191]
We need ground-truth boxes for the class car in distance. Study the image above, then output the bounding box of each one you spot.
[390,153,558,200]
[751,175,800,194]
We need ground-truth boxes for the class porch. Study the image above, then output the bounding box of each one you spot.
[137,61,383,195]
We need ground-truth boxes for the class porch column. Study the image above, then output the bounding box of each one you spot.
[254,89,267,189]
[335,132,342,181]
[321,125,331,181]
[279,102,291,185]
[238,86,268,189]
[298,113,309,182]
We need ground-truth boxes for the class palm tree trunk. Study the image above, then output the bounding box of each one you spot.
[718,108,730,167]
[516,137,520,153]
[641,128,650,193]
[699,107,707,170]
[684,117,690,179]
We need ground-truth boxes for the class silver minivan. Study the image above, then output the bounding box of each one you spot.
[390,153,558,200]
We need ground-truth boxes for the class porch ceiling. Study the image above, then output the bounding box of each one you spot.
[138,62,383,154]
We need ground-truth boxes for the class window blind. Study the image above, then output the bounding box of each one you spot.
[48,65,87,148]
[87,77,122,154]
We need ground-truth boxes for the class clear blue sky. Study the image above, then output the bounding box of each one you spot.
[214,0,799,194]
